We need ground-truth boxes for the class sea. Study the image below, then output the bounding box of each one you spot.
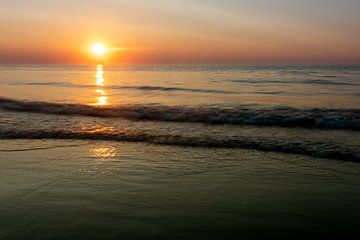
[0,64,359,239]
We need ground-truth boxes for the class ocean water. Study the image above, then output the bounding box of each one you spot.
[0,64,359,239]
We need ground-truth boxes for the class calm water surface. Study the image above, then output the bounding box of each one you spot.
[0,64,359,107]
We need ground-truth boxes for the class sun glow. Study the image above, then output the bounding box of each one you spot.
[91,43,107,56]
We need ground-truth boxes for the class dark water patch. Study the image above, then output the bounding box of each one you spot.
[254,91,282,95]
[319,75,337,78]
[1,81,93,88]
[114,85,238,94]
[1,81,238,95]
[227,79,359,86]
[301,79,357,86]
[0,143,89,152]
[21,82,70,86]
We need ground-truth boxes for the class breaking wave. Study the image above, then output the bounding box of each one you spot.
[0,129,358,161]
[0,97,359,130]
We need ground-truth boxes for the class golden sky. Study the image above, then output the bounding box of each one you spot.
[0,0,359,64]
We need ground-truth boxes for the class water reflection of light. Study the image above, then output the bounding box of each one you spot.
[96,65,105,86]
[94,64,109,105]
[91,146,117,158]
[74,146,119,175]
[97,96,108,105]
[95,89,107,95]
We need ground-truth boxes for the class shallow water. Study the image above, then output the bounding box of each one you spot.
[0,64,359,238]
[1,140,360,239]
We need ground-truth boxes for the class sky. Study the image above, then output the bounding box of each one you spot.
[0,0,359,64]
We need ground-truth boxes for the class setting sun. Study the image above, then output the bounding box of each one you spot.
[1,1,360,239]
[91,43,107,56]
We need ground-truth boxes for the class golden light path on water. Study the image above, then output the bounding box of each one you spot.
[91,146,117,158]
[95,64,109,105]
[75,145,118,175]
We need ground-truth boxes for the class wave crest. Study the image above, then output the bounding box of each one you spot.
[0,129,359,161]
[0,97,359,130]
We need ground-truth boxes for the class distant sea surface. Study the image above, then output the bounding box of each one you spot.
[0,64,359,239]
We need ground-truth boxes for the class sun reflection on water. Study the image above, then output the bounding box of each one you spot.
[96,65,105,86]
[91,146,117,158]
[75,145,119,175]
[94,64,109,105]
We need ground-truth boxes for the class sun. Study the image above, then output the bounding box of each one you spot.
[91,43,107,56]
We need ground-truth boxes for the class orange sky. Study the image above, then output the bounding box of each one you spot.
[0,0,359,64]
